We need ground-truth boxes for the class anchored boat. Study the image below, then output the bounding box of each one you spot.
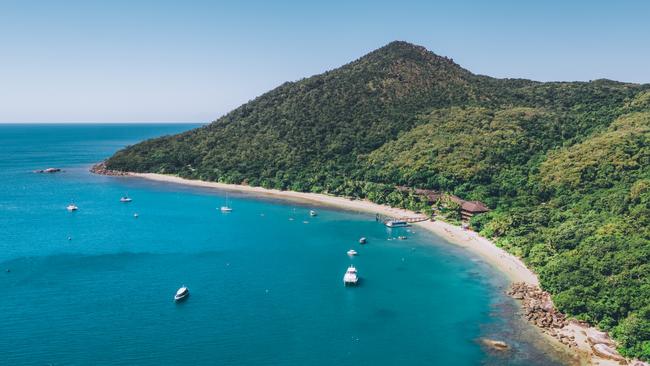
[343,265,359,286]
[174,286,190,302]
[220,193,233,212]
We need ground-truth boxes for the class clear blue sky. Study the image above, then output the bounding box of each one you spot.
[1,0,648,123]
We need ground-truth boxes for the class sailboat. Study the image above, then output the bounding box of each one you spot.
[220,193,233,212]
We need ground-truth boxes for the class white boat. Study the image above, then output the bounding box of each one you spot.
[174,286,189,302]
[347,249,358,256]
[220,193,233,212]
[133,213,139,218]
[309,210,317,217]
[343,265,359,286]
[66,204,78,211]
[359,237,367,244]
[385,220,408,228]
[120,196,132,203]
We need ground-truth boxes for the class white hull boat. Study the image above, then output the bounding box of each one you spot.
[343,265,359,286]
[174,286,190,302]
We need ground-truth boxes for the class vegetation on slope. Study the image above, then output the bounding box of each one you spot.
[105,42,650,359]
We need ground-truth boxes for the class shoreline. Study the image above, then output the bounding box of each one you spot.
[109,171,638,366]
[130,173,538,284]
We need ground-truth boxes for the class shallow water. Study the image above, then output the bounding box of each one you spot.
[0,124,571,365]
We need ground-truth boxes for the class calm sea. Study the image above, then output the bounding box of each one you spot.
[0,124,571,365]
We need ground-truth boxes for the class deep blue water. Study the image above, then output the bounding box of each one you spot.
[0,124,570,365]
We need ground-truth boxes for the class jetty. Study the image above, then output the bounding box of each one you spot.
[375,213,428,225]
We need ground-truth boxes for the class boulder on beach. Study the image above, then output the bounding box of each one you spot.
[592,343,625,362]
[586,329,615,346]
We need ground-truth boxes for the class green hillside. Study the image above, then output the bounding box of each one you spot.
[105,42,650,359]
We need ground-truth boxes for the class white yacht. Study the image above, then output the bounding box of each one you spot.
[347,249,358,256]
[120,196,132,203]
[309,210,317,217]
[174,286,190,302]
[343,265,359,286]
[66,204,78,211]
[220,193,233,212]
[359,237,367,244]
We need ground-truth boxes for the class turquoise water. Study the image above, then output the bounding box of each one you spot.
[0,124,568,365]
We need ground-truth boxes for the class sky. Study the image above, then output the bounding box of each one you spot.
[1,0,649,123]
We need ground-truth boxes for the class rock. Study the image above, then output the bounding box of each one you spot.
[481,339,509,351]
[34,167,61,173]
[90,162,128,176]
[587,329,615,346]
[592,343,625,362]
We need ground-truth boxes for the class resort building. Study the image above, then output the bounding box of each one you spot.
[397,186,490,221]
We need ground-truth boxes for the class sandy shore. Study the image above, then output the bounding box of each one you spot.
[124,172,641,366]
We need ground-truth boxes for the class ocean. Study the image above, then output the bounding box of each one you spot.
[0,124,571,365]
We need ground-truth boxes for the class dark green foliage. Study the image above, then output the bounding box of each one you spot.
[106,42,650,360]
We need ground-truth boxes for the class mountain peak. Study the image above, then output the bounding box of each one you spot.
[360,41,462,71]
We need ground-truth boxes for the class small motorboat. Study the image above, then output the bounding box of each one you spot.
[398,236,407,240]
[66,204,78,211]
[120,196,132,203]
[359,237,367,244]
[309,210,317,217]
[174,286,190,302]
[347,249,358,256]
[133,213,139,218]
[343,265,359,286]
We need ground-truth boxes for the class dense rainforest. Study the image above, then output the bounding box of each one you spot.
[106,41,650,359]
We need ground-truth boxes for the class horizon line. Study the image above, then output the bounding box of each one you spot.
[0,121,209,124]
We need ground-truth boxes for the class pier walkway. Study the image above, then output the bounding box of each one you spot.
[375,213,429,225]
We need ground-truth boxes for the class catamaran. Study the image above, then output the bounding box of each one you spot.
[343,265,359,285]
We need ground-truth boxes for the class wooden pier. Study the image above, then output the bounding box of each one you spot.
[375,213,429,224]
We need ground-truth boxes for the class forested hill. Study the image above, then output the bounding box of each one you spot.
[105,41,650,360]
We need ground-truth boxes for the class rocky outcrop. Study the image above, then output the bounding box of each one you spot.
[34,167,61,173]
[507,282,639,364]
[90,162,129,176]
[507,282,568,330]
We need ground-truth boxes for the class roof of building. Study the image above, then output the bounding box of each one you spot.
[461,200,490,213]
